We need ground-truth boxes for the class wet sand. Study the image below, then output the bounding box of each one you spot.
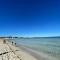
[17,44,58,60]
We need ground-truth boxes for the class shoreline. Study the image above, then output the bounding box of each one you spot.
[0,39,58,60]
[17,44,58,60]
[0,39,37,60]
[8,39,58,60]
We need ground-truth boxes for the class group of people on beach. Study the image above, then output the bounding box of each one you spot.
[12,41,16,45]
[3,40,16,46]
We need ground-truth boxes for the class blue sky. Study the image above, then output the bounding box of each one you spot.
[0,0,60,37]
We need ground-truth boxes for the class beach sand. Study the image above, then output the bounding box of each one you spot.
[0,39,58,60]
[0,39,37,60]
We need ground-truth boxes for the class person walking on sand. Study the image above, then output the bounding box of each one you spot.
[3,40,6,44]
[15,42,16,46]
[12,41,13,45]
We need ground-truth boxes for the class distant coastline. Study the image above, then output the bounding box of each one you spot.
[0,36,60,39]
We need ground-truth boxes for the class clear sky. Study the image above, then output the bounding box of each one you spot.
[0,0,60,37]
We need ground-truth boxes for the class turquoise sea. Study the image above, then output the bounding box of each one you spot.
[11,37,60,60]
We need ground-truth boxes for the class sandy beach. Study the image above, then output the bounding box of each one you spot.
[0,39,58,60]
[0,39,37,60]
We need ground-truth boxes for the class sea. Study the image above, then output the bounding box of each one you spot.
[9,37,60,60]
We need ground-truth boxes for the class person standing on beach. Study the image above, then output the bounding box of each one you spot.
[15,42,16,45]
[12,41,13,45]
[3,40,6,44]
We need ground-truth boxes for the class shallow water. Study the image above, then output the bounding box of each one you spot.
[12,37,60,60]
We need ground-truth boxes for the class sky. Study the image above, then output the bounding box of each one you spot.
[0,0,60,37]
